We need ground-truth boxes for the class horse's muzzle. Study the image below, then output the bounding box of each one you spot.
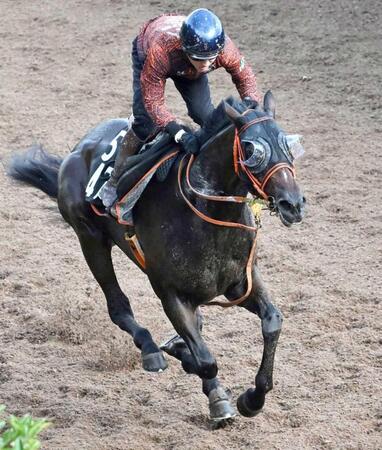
[272,195,306,227]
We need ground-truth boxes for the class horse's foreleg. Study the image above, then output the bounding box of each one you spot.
[160,306,203,359]
[161,297,235,420]
[202,377,236,421]
[76,228,167,372]
[236,266,283,417]
[160,307,235,420]
[162,297,215,377]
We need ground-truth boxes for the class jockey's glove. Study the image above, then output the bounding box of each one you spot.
[165,121,200,155]
[243,96,259,109]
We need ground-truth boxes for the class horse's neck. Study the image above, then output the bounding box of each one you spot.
[191,127,247,197]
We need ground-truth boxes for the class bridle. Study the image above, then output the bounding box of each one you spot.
[233,115,295,200]
[177,112,296,307]
[178,114,296,229]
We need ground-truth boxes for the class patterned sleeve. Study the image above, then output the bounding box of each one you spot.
[140,44,177,128]
[219,37,261,103]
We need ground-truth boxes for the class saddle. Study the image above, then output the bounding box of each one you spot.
[86,128,179,225]
[117,132,177,198]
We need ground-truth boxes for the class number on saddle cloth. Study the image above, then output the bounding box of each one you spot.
[85,127,129,203]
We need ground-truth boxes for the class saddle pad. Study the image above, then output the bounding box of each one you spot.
[114,151,179,225]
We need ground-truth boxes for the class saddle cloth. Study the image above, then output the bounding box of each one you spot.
[85,129,179,225]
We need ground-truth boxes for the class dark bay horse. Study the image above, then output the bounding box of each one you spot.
[8,92,305,422]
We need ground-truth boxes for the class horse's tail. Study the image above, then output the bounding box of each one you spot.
[7,145,63,199]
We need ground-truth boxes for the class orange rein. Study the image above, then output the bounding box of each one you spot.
[177,115,296,307]
[179,154,259,232]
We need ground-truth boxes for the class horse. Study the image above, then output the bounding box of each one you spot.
[8,91,306,422]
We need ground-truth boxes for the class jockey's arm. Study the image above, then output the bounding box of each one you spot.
[140,44,199,154]
[140,45,177,129]
[218,37,261,104]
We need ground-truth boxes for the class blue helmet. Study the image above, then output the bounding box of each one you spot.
[180,9,225,60]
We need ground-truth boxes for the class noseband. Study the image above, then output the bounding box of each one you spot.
[233,115,295,200]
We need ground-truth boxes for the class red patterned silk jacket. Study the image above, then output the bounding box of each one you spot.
[136,14,261,128]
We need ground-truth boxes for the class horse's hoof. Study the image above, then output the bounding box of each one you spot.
[237,389,263,418]
[142,351,168,372]
[210,416,235,430]
[209,387,236,421]
[160,334,188,359]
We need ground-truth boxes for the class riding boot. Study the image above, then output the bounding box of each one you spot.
[101,127,143,208]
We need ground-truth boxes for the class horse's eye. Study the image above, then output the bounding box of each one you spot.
[242,140,266,168]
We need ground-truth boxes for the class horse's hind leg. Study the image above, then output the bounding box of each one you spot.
[57,151,166,372]
[161,297,235,420]
[234,266,283,417]
[75,226,167,372]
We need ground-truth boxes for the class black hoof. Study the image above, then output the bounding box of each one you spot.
[160,334,188,360]
[237,389,263,418]
[141,352,168,372]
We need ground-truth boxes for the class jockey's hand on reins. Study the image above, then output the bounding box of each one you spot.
[178,132,199,154]
[165,121,200,154]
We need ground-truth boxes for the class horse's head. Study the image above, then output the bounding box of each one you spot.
[224,92,306,226]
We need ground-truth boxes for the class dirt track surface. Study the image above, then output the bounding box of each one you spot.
[1,0,381,449]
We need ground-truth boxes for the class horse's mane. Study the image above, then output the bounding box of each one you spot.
[196,96,258,146]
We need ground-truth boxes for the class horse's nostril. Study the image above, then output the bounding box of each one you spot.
[277,198,305,217]
[278,199,294,213]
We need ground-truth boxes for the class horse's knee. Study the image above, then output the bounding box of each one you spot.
[262,306,283,335]
[182,352,217,378]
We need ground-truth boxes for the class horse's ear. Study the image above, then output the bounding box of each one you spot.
[264,90,276,118]
[224,101,246,127]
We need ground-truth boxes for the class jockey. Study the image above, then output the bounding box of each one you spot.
[101,8,261,207]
